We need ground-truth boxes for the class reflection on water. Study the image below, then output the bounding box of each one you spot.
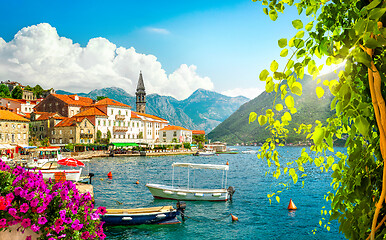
[85,146,346,240]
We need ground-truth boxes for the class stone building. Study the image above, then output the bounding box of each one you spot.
[53,116,95,144]
[29,112,65,141]
[0,109,29,145]
[34,94,94,117]
[136,72,146,114]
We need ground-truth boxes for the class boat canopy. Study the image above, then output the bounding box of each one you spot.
[172,162,229,171]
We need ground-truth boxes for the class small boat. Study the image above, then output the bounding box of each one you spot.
[100,202,186,226]
[25,146,63,169]
[146,162,235,201]
[192,149,215,156]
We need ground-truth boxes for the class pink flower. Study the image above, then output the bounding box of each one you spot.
[30,198,39,208]
[38,216,47,225]
[31,224,40,232]
[20,203,29,213]
[0,218,7,228]
[8,208,17,217]
[21,218,31,228]
[97,206,107,215]
[81,231,90,239]
[26,236,32,240]
[55,218,64,226]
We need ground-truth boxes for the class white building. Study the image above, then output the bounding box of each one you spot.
[159,125,192,144]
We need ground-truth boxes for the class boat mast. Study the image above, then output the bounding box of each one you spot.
[225,170,228,189]
[172,165,175,188]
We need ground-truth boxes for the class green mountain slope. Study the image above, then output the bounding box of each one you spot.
[208,72,339,145]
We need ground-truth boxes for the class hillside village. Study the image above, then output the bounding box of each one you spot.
[0,73,205,152]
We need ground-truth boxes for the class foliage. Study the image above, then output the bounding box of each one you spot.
[251,0,386,239]
[11,86,23,99]
[33,85,44,98]
[40,137,50,147]
[0,160,106,239]
[0,84,11,98]
[171,138,178,143]
[183,142,191,149]
[106,130,111,143]
[138,132,143,139]
[96,130,102,144]
[192,134,206,146]
[96,96,107,101]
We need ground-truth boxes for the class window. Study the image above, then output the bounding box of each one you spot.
[103,120,106,126]
[118,110,121,115]
[70,130,72,134]
[88,130,90,134]
[111,109,113,115]
[108,120,111,126]
[84,122,87,127]
[173,131,177,137]
[59,130,62,134]
[52,130,55,135]
[163,132,166,137]
[59,139,62,144]
[81,129,84,134]
[69,139,73,143]
[18,134,20,140]
[98,120,101,126]
[52,139,55,143]
[39,126,44,131]
[23,134,26,140]
[126,111,128,116]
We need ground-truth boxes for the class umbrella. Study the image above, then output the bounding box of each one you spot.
[57,158,85,167]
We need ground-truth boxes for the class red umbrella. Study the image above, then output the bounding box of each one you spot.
[57,158,85,167]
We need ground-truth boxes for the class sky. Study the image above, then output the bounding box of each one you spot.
[0,0,318,100]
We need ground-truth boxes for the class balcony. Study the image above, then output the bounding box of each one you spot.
[113,126,128,132]
[115,115,126,121]
[80,133,93,139]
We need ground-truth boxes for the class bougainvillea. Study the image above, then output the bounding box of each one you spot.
[0,160,106,239]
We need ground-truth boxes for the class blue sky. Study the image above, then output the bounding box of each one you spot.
[0,0,311,99]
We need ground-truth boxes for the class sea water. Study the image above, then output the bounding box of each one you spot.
[88,146,346,240]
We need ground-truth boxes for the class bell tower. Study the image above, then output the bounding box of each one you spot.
[136,71,146,113]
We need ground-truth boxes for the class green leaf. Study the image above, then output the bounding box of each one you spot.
[312,127,325,145]
[316,87,325,98]
[305,21,313,31]
[258,115,267,126]
[292,19,303,29]
[269,10,278,21]
[266,78,274,92]
[276,195,280,203]
[365,38,382,48]
[259,69,269,81]
[365,0,381,10]
[280,48,288,57]
[270,60,279,72]
[355,116,370,137]
[355,51,372,68]
[285,95,294,108]
[275,104,283,111]
[263,8,269,15]
[282,112,292,122]
[295,31,304,39]
[305,5,313,16]
[354,19,366,35]
[278,38,287,48]
[369,8,386,20]
[291,82,302,96]
[249,112,257,124]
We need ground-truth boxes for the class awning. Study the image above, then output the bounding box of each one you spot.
[172,162,229,171]
[17,144,37,149]
[112,143,139,147]
[0,144,16,149]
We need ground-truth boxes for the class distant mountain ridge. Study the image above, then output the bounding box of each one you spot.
[56,88,249,133]
[207,71,339,144]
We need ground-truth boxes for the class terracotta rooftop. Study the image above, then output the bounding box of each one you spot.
[55,116,89,127]
[192,130,205,135]
[52,94,94,106]
[159,125,190,131]
[134,111,168,122]
[0,110,29,122]
[131,111,141,119]
[2,98,39,104]
[74,107,107,117]
[36,112,65,121]
[94,98,131,108]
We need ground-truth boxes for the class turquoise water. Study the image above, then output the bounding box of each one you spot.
[87,146,346,240]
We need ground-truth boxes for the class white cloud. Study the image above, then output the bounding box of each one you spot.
[222,87,263,100]
[145,27,170,35]
[0,23,212,100]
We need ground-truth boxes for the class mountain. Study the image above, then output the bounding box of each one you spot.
[56,88,249,133]
[207,71,339,145]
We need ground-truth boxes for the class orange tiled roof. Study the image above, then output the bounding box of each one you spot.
[0,109,29,122]
[36,112,65,121]
[74,107,107,117]
[55,116,89,127]
[2,98,39,104]
[159,125,190,131]
[131,111,141,119]
[192,130,205,135]
[94,98,131,108]
[52,94,94,106]
[134,111,168,122]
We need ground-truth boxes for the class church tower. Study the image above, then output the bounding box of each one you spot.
[136,71,146,113]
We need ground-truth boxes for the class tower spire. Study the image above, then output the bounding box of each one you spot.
[136,71,146,113]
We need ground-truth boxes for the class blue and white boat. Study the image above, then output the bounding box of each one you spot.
[100,203,185,226]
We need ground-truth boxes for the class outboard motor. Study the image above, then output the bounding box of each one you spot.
[176,201,186,221]
[89,173,95,184]
[227,186,236,201]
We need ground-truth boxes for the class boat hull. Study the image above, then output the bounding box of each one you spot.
[35,169,82,182]
[146,184,228,201]
[100,206,180,226]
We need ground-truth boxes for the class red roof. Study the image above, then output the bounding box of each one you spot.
[134,111,168,122]
[36,112,65,121]
[192,130,205,135]
[55,116,89,127]
[131,111,141,119]
[52,94,94,106]
[94,98,131,108]
[74,107,107,117]
[2,98,39,104]
[159,125,190,131]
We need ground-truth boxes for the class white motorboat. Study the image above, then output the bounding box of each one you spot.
[25,147,63,169]
[193,149,216,156]
[35,168,83,182]
[146,162,235,201]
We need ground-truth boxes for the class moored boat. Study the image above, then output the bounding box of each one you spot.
[100,202,186,226]
[32,168,83,182]
[25,146,63,169]
[146,162,235,201]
